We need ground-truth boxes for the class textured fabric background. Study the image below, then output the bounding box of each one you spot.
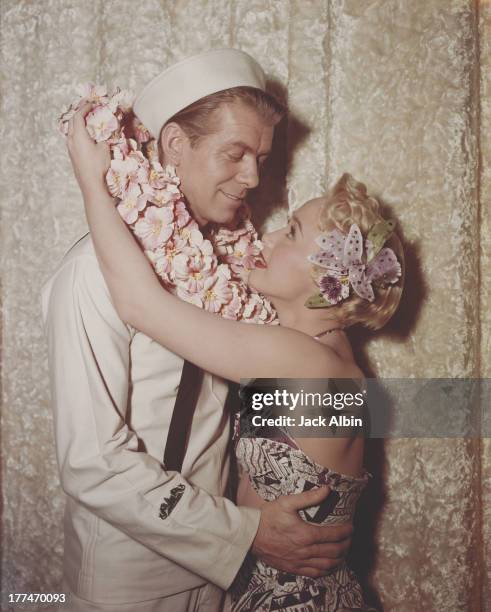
[0,1,488,610]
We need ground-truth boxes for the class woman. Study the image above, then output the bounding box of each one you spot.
[66,102,404,612]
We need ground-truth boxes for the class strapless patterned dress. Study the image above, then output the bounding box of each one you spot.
[229,413,375,612]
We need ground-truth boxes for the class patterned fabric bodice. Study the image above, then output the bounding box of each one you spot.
[230,413,375,612]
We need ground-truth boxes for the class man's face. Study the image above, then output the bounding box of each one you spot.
[174,102,274,226]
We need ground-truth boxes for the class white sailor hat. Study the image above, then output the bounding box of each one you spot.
[133,48,267,139]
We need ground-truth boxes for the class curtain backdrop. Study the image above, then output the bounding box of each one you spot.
[1,1,489,610]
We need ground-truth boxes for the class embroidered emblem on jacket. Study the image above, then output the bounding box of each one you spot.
[159,484,185,519]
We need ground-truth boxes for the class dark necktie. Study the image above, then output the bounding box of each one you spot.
[163,359,204,471]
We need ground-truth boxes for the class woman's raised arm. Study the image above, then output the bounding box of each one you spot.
[67,103,341,383]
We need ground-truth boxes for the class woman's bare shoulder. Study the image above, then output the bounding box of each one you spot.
[254,326,363,380]
[297,342,363,380]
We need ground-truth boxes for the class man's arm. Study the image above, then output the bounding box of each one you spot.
[41,252,260,590]
[43,251,353,584]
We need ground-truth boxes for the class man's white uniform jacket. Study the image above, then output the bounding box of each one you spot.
[41,234,260,605]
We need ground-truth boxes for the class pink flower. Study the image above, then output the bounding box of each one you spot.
[212,223,250,249]
[107,157,139,198]
[318,273,350,304]
[213,241,231,260]
[106,148,150,198]
[148,162,172,189]
[221,282,246,320]
[201,273,233,313]
[174,200,191,227]
[85,106,119,142]
[117,183,150,224]
[127,149,150,181]
[134,206,174,250]
[243,293,260,320]
[210,211,263,278]
[175,286,204,308]
[151,188,179,207]
[188,229,214,257]
[319,275,344,304]
[242,292,278,324]
[212,205,255,245]
[175,219,200,245]
[148,235,194,284]
[110,135,130,158]
[133,120,152,144]
[173,251,216,293]
[146,165,181,207]
[145,249,173,286]
[228,236,262,270]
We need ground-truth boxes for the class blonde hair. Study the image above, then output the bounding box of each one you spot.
[314,173,405,331]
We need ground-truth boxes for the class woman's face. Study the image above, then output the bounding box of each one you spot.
[249,197,327,305]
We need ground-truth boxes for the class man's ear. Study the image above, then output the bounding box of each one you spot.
[159,122,187,166]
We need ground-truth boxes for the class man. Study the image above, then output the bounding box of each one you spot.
[42,49,353,612]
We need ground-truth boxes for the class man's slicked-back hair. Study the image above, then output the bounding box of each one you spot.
[158,86,286,152]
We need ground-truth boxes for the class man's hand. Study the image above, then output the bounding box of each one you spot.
[252,486,353,578]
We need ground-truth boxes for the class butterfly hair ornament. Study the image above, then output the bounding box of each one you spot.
[305,219,402,308]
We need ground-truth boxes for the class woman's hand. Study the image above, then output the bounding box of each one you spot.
[66,101,111,200]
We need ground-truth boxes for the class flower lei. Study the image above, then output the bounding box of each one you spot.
[59,84,278,325]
